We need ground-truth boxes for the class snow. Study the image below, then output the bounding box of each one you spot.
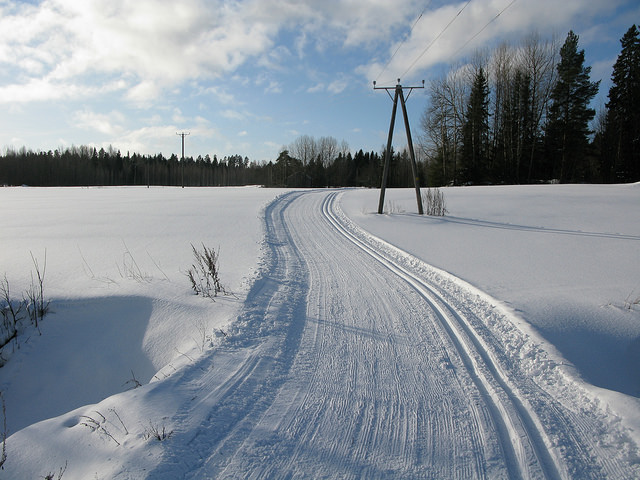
[0,184,638,478]
[0,187,285,433]
[341,185,640,396]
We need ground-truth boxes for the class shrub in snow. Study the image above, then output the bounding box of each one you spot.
[0,276,22,352]
[187,244,228,299]
[80,411,121,446]
[422,188,448,216]
[116,241,152,283]
[143,422,173,442]
[1,252,50,366]
[123,370,142,390]
[24,251,50,331]
[384,200,405,214]
[625,290,640,311]
[42,461,67,480]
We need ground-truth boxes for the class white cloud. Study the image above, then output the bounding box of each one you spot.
[307,83,325,93]
[0,77,102,104]
[126,81,162,105]
[327,78,348,94]
[145,114,163,125]
[359,0,624,83]
[221,109,246,121]
[264,140,281,150]
[0,0,275,103]
[254,72,283,94]
[109,121,221,156]
[197,85,238,105]
[264,81,282,94]
[172,108,187,125]
[258,45,293,70]
[294,31,308,59]
[115,125,180,155]
[592,55,617,76]
[0,0,423,105]
[5,0,621,97]
[72,109,125,136]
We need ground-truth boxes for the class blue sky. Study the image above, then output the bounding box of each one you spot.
[1,0,638,162]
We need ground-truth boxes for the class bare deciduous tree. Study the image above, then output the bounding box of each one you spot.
[420,65,468,185]
[289,134,317,166]
[519,31,559,181]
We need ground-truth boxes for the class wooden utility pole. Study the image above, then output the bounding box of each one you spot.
[374,79,424,214]
[176,132,190,188]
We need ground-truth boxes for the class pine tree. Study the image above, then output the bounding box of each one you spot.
[462,67,490,184]
[499,69,533,183]
[602,25,640,182]
[545,31,599,182]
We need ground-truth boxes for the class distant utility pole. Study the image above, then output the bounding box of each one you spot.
[176,132,190,188]
[374,79,424,215]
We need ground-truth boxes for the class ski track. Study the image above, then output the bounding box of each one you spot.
[147,189,637,479]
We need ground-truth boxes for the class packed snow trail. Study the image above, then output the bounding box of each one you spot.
[148,190,620,479]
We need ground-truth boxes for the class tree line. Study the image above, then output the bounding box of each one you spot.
[0,145,259,187]
[0,130,429,188]
[421,26,639,185]
[0,141,400,188]
[1,27,638,188]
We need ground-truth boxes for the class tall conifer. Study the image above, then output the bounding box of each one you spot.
[462,68,490,184]
[602,25,640,182]
[545,31,599,182]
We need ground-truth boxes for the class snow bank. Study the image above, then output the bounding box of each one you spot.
[0,186,283,434]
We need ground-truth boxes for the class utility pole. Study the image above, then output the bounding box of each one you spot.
[176,131,190,188]
[374,79,424,214]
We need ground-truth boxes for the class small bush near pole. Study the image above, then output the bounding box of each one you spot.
[422,188,448,216]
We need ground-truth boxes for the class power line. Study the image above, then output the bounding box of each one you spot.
[451,0,519,58]
[377,0,519,83]
[375,1,434,83]
[400,0,473,80]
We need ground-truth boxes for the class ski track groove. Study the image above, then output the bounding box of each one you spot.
[323,190,637,479]
[146,189,635,479]
[322,191,564,479]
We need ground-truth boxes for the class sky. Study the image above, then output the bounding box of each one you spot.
[0,0,638,163]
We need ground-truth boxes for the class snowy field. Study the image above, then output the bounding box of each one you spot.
[342,185,640,396]
[0,184,639,478]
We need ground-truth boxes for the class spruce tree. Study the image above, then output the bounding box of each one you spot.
[462,67,490,184]
[545,31,599,182]
[602,25,640,182]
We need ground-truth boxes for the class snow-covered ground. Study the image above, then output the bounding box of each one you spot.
[0,184,638,478]
[0,187,286,434]
[342,185,640,396]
